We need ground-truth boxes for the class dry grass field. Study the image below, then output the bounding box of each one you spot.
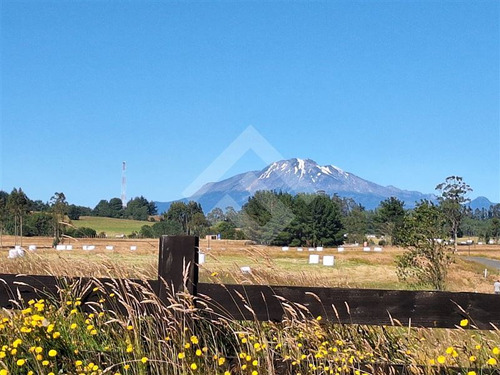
[1,235,500,293]
[1,236,500,374]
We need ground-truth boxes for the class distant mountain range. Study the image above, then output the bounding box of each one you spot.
[155,158,494,213]
[468,196,496,211]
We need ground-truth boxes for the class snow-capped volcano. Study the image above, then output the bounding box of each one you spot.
[155,158,435,213]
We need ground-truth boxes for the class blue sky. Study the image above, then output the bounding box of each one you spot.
[1,0,499,208]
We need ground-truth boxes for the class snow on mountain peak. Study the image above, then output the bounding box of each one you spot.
[258,158,351,181]
[329,164,348,177]
[259,162,279,179]
[296,158,306,179]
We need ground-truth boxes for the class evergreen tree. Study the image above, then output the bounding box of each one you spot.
[374,197,406,245]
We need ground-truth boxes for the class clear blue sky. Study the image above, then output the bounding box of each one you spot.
[1,0,499,208]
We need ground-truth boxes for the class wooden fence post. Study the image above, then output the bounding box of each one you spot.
[157,235,199,302]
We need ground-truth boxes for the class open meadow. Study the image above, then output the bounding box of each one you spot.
[74,216,153,237]
[1,236,500,293]
[1,236,500,374]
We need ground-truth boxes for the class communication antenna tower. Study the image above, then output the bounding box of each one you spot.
[121,161,127,208]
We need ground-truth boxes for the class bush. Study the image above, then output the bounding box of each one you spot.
[64,227,97,238]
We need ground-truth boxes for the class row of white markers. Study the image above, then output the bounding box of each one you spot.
[308,254,335,266]
[7,244,138,258]
[237,254,337,275]
[282,246,383,252]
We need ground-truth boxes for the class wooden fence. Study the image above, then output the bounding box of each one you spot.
[1,235,500,330]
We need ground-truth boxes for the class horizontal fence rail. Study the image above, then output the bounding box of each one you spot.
[1,235,500,330]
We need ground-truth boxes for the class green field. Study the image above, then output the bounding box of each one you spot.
[74,216,153,236]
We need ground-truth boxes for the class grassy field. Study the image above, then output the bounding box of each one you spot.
[1,236,500,374]
[2,236,500,293]
[73,216,153,236]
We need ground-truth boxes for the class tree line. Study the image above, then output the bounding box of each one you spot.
[2,177,500,291]
[0,190,158,244]
[1,178,499,248]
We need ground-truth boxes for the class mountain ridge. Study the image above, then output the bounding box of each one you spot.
[156,158,444,213]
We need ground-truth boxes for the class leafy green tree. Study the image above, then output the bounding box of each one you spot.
[0,191,9,248]
[140,225,155,238]
[30,200,49,212]
[342,204,368,244]
[207,207,225,225]
[211,221,237,239]
[65,226,97,238]
[7,188,30,246]
[436,176,472,252]
[67,204,92,220]
[152,220,184,237]
[165,202,189,232]
[189,212,209,236]
[225,206,238,223]
[50,192,68,245]
[489,204,500,219]
[124,196,157,220]
[490,218,500,242]
[164,201,205,235]
[24,212,53,236]
[109,198,124,218]
[374,197,406,245]
[124,198,147,220]
[94,200,111,217]
[397,200,452,290]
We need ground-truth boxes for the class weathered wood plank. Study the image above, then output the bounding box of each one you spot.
[197,283,500,329]
[0,274,158,312]
[0,274,62,308]
[157,235,198,300]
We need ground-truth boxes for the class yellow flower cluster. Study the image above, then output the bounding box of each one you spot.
[1,289,498,375]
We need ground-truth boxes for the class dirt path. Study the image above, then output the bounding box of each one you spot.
[465,256,500,270]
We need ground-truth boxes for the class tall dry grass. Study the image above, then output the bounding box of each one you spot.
[0,262,499,374]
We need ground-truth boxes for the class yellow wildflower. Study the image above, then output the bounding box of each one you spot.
[487,358,497,365]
